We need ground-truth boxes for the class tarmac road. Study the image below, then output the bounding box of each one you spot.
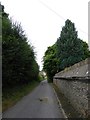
[3,80,65,118]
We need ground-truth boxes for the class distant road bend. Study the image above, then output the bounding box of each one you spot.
[3,80,65,118]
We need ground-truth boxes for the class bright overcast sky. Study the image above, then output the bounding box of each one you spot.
[1,0,89,70]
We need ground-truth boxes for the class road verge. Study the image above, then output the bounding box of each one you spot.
[2,81,40,112]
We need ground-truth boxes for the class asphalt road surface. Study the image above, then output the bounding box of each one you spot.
[3,80,65,118]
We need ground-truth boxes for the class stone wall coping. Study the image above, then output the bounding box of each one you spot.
[55,58,90,76]
[54,76,90,83]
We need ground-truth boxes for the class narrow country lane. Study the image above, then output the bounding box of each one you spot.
[3,80,65,118]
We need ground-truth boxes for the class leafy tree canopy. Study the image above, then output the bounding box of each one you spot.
[43,44,58,82]
[43,19,90,82]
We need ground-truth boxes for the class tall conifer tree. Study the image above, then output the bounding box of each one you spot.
[57,19,84,70]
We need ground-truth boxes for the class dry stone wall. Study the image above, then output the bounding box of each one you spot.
[53,58,90,118]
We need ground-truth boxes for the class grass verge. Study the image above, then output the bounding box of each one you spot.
[2,81,40,112]
[53,83,87,119]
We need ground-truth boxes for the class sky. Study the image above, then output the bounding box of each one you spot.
[1,0,89,70]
